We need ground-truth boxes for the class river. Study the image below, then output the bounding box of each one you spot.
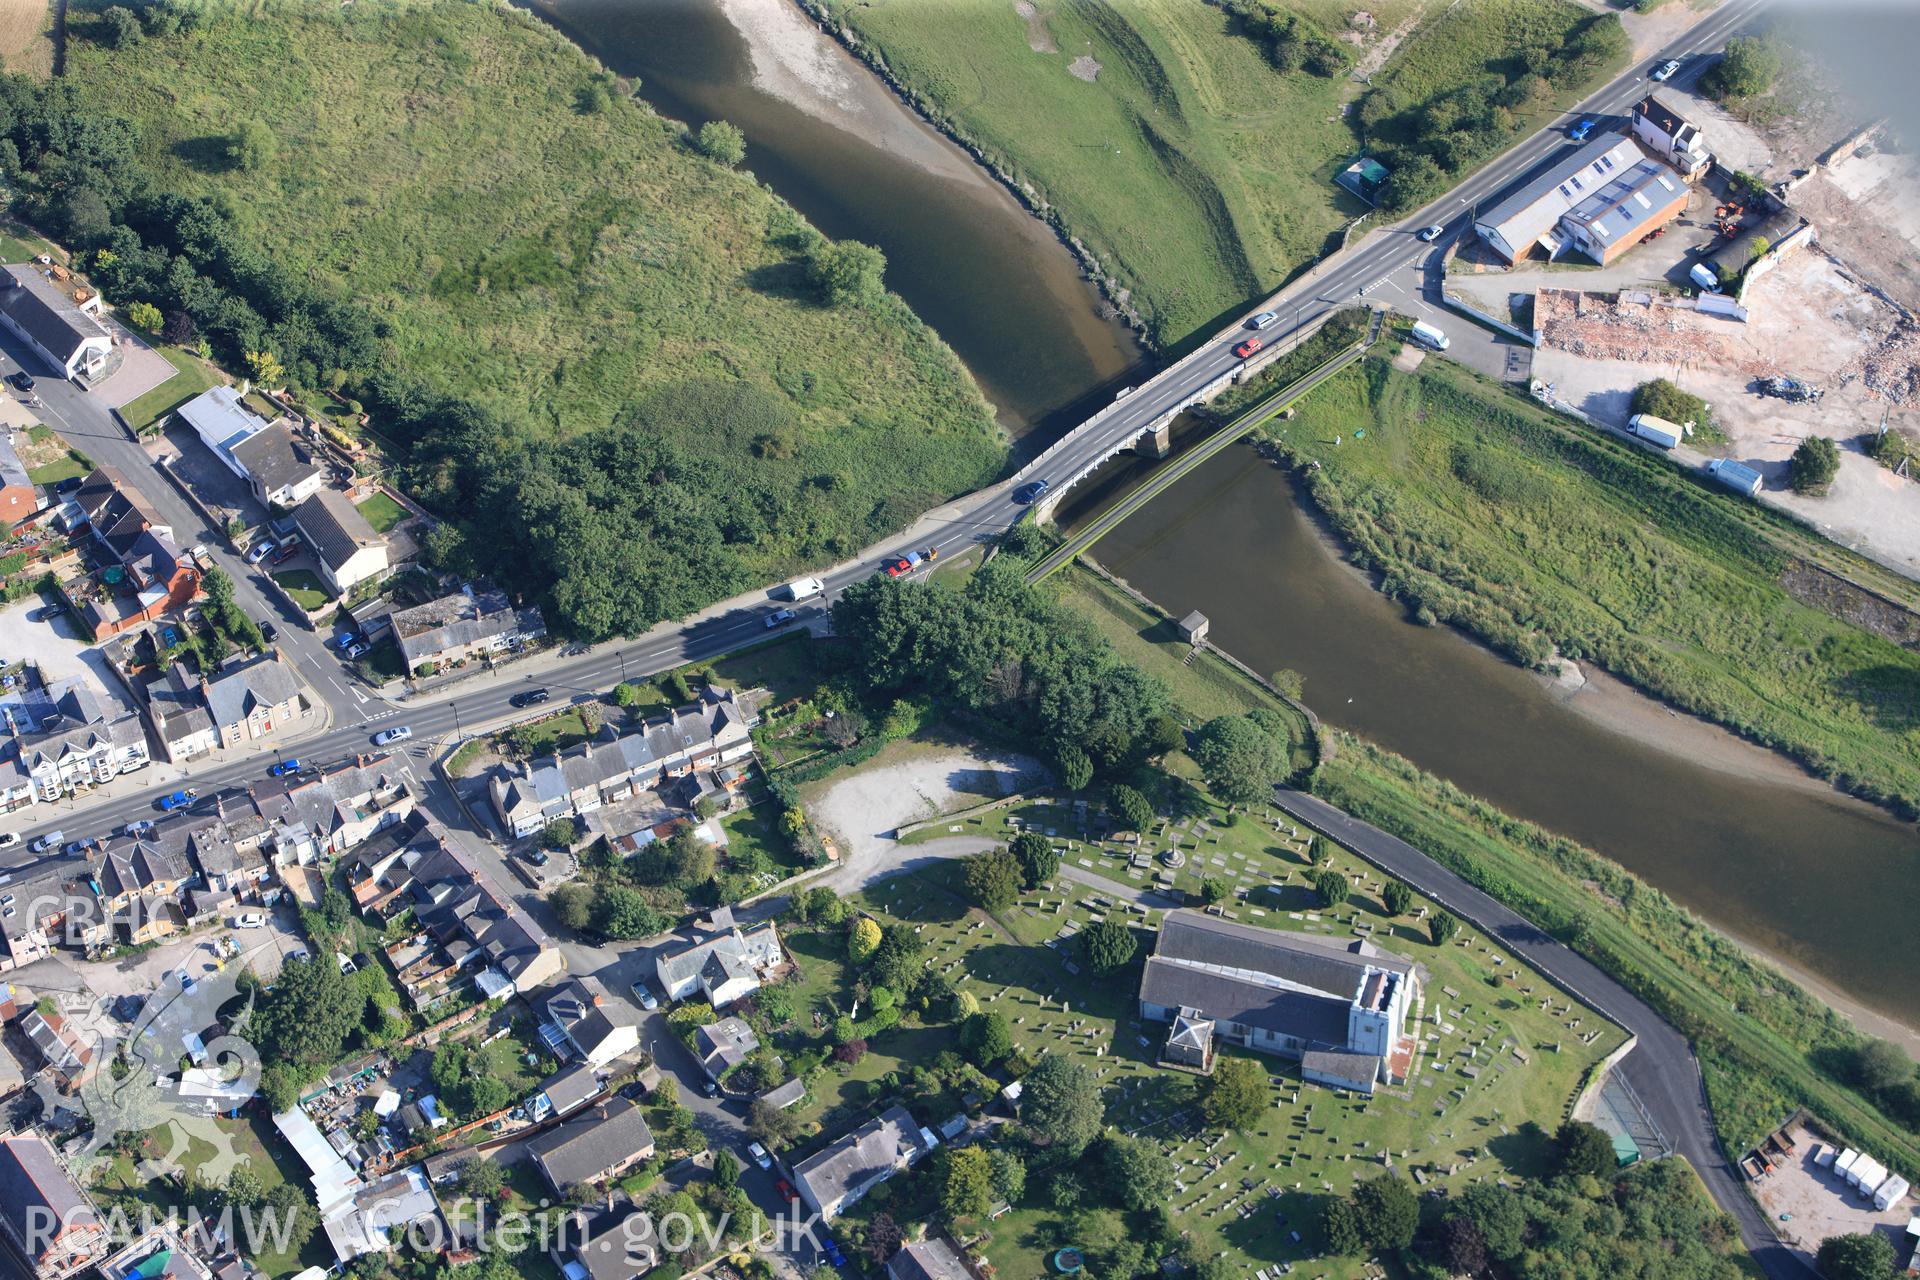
[529,0,1919,1040]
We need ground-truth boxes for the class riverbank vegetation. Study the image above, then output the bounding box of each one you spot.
[49,0,1003,638]
[1315,735,1920,1171]
[1261,352,1920,818]
[809,0,1619,346]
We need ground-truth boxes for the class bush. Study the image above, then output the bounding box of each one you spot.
[696,120,747,167]
[805,240,886,307]
[1703,35,1780,102]
[1630,378,1709,434]
[226,119,277,172]
[1789,436,1840,495]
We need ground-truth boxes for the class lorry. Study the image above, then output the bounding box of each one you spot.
[1410,320,1450,351]
[783,576,824,603]
[1627,413,1683,450]
[1706,457,1762,497]
[882,548,939,578]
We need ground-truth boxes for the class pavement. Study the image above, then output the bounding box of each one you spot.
[1271,786,1798,1280]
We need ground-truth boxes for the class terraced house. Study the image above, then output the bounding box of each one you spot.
[0,679,148,808]
[489,684,757,839]
[392,584,547,673]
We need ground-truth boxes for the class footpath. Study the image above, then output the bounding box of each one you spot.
[1270,786,1796,1280]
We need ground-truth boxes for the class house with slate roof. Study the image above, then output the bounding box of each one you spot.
[0,1133,107,1277]
[89,840,192,946]
[0,678,149,806]
[526,1098,655,1195]
[381,828,563,1007]
[175,386,326,510]
[887,1240,973,1280]
[61,466,199,639]
[392,584,546,674]
[489,684,757,839]
[791,1105,925,1222]
[540,976,639,1067]
[291,489,388,598]
[204,652,308,747]
[654,906,784,1008]
[0,266,109,382]
[1139,910,1419,1094]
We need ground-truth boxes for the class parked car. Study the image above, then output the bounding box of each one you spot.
[374,725,412,746]
[124,819,154,837]
[774,1178,799,1203]
[630,980,659,1011]
[62,839,92,856]
[0,832,18,849]
[1568,118,1596,141]
[269,759,302,777]
[258,620,277,642]
[509,688,552,709]
[821,1236,847,1268]
[748,1142,772,1170]
[157,789,197,812]
[702,1078,719,1097]
[271,543,300,565]
[333,632,362,650]
[764,608,797,629]
[8,372,33,391]
[29,830,62,852]
[1012,479,1050,505]
[1417,224,1446,242]
[246,540,276,565]
[1233,337,1263,359]
[233,912,267,929]
[345,642,369,660]
[1652,58,1681,81]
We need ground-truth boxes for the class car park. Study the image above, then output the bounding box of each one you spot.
[1417,224,1446,242]
[29,830,62,852]
[124,820,154,837]
[765,608,797,629]
[1012,479,1050,504]
[1652,58,1681,81]
[510,688,552,708]
[748,1142,772,1169]
[1568,118,1595,141]
[1247,311,1278,330]
[1233,337,1263,358]
[246,540,276,565]
[374,725,412,745]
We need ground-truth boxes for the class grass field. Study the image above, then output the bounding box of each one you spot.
[118,344,223,433]
[1264,351,1920,818]
[782,791,1620,1278]
[1313,734,1920,1172]
[352,491,408,534]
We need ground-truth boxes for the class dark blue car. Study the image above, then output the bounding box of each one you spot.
[1569,118,1596,141]
[270,760,301,777]
[1013,479,1050,505]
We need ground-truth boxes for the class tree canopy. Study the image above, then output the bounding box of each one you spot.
[1203,1057,1267,1131]
[1789,436,1840,495]
[1020,1055,1103,1154]
[1703,35,1780,101]
[1079,919,1138,975]
[1191,713,1289,806]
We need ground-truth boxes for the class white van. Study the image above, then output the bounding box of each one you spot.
[784,577,824,603]
[1410,320,1450,351]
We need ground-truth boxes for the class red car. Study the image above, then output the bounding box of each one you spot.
[775,1178,799,1203]
[883,556,915,577]
[1233,337,1263,359]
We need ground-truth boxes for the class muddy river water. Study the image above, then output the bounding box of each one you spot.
[532,0,1919,1040]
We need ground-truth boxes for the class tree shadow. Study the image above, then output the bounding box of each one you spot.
[1831,664,1920,733]
[171,135,235,174]
[1487,1120,1552,1178]
[740,260,810,299]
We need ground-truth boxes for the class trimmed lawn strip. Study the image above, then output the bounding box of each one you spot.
[272,569,331,611]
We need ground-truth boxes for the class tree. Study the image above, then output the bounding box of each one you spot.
[1110,783,1154,833]
[849,917,883,962]
[1142,712,1184,757]
[1458,1183,1526,1260]
[226,119,278,173]
[1352,1173,1419,1251]
[941,1146,994,1221]
[593,885,665,939]
[963,847,1022,911]
[1555,1119,1617,1179]
[696,120,747,166]
[100,6,141,47]
[959,1011,1013,1068]
[550,882,593,931]
[951,989,980,1020]
[1079,919,1137,974]
[1100,1238,1149,1280]
[805,240,886,307]
[541,818,579,851]
[1429,910,1459,947]
[864,1212,903,1263]
[464,1074,511,1118]
[667,829,717,886]
[987,1148,1026,1205]
[457,1158,506,1200]
[252,952,361,1067]
[1021,1056,1103,1154]
[1435,1214,1489,1276]
[1853,1039,1916,1093]
[1191,714,1286,807]
[1816,1233,1896,1280]
[1010,831,1058,890]
[1097,1134,1174,1212]
[259,1183,315,1258]
[1789,435,1840,495]
[1631,378,1710,433]
[613,682,641,706]
[1204,1057,1267,1131]
[1322,1197,1364,1255]
[1055,742,1094,791]
[1199,876,1229,905]
[245,348,285,387]
[1703,35,1780,102]
[126,300,163,332]
[713,1149,739,1190]
[1380,880,1412,917]
[1311,869,1348,909]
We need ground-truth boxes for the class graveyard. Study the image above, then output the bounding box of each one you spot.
[815,777,1628,1278]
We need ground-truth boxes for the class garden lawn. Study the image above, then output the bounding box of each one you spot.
[721,802,807,880]
[271,569,331,611]
[804,783,1620,1280]
[1268,352,1920,817]
[117,343,223,432]
[352,490,408,533]
[24,449,89,486]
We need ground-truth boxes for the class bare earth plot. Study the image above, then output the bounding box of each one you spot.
[1531,250,1920,576]
[0,0,52,80]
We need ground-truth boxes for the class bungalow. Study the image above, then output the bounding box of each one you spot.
[0,1133,107,1278]
[791,1106,926,1222]
[291,490,388,599]
[0,266,110,382]
[654,909,783,1008]
[540,977,639,1068]
[693,1016,759,1084]
[526,1098,655,1196]
[174,386,326,510]
[204,653,308,748]
[887,1240,972,1280]
[532,1062,604,1121]
[489,684,756,840]
[391,585,546,674]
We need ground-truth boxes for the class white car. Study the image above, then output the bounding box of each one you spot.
[748,1142,772,1170]
[124,819,155,837]
[1652,58,1681,81]
[0,832,18,849]
[1247,311,1279,330]
[246,540,277,565]
[1417,224,1446,242]
[233,912,267,929]
[374,725,412,745]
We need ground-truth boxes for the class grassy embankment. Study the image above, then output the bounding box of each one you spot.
[1260,351,1920,819]
[69,2,1004,616]
[819,0,1615,347]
